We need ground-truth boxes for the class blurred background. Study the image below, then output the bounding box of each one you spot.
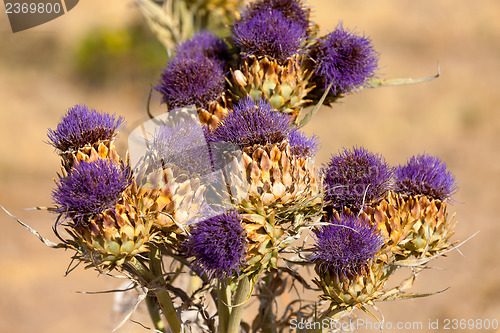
[1,0,499,332]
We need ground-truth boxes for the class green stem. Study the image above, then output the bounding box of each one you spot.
[149,243,182,333]
[226,276,251,333]
[154,287,182,333]
[217,279,231,333]
[146,295,166,332]
[259,273,275,333]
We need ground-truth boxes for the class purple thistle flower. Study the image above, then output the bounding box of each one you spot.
[149,118,212,176]
[232,8,306,61]
[183,210,247,279]
[52,159,131,221]
[242,0,310,32]
[175,31,230,65]
[207,97,292,148]
[311,213,383,277]
[395,154,457,200]
[313,23,378,94]
[288,130,319,158]
[47,105,125,152]
[322,147,392,211]
[156,53,226,109]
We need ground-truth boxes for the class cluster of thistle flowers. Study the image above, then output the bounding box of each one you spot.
[45,0,458,329]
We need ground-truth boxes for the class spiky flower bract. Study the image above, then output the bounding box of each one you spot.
[241,0,310,32]
[156,53,226,108]
[313,23,378,94]
[322,147,392,211]
[232,8,306,61]
[311,213,383,277]
[395,154,457,200]
[207,97,292,148]
[183,210,247,279]
[288,130,319,158]
[47,105,124,152]
[52,159,130,221]
[175,31,230,65]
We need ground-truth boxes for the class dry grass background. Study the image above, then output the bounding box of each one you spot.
[1,0,499,332]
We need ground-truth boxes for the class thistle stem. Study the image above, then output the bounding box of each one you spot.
[256,272,276,333]
[226,276,251,333]
[146,295,166,332]
[154,287,182,333]
[149,243,182,333]
[217,278,232,333]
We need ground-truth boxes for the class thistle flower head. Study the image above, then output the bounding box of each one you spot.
[207,97,292,148]
[156,53,226,108]
[52,159,131,221]
[313,23,378,94]
[242,0,310,32]
[395,154,457,200]
[183,210,247,279]
[288,130,319,158]
[47,105,124,152]
[322,147,392,211]
[149,118,211,176]
[311,213,383,277]
[175,31,230,64]
[232,8,306,61]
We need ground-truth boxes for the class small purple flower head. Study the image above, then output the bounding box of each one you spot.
[242,0,310,32]
[207,97,292,148]
[175,31,230,64]
[322,147,392,211]
[288,130,319,158]
[311,213,383,277]
[47,105,125,152]
[156,53,226,109]
[183,210,247,279]
[232,8,306,61]
[313,23,378,94]
[395,154,457,200]
[52,159,131,221]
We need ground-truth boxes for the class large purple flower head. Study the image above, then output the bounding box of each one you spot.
[207,97,292,148]
[241,0,310,32]
[183,210,247,279]
[322,147,392,211]
[175,31,230,65]
[288,130,319,158]
[47,105,125,152]
[313,23,378,94]
[395,154,457,200]
[311,213,383,277]
[232,8,306,61]
[156,53,226,108]
[52,159,131,221]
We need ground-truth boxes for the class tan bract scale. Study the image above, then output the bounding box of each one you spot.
[229,55,314,120]
[365,192,456,259]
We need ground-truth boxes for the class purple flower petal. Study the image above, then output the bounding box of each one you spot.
[232,8,306,61]
[47,105,124,152]
[311,213,383,277]
[156,53,226,108]
[395,154,457,200]
[313,23,378,94]
[322,147,392,211]
[183,210,247,279]
[52,159,131,221]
